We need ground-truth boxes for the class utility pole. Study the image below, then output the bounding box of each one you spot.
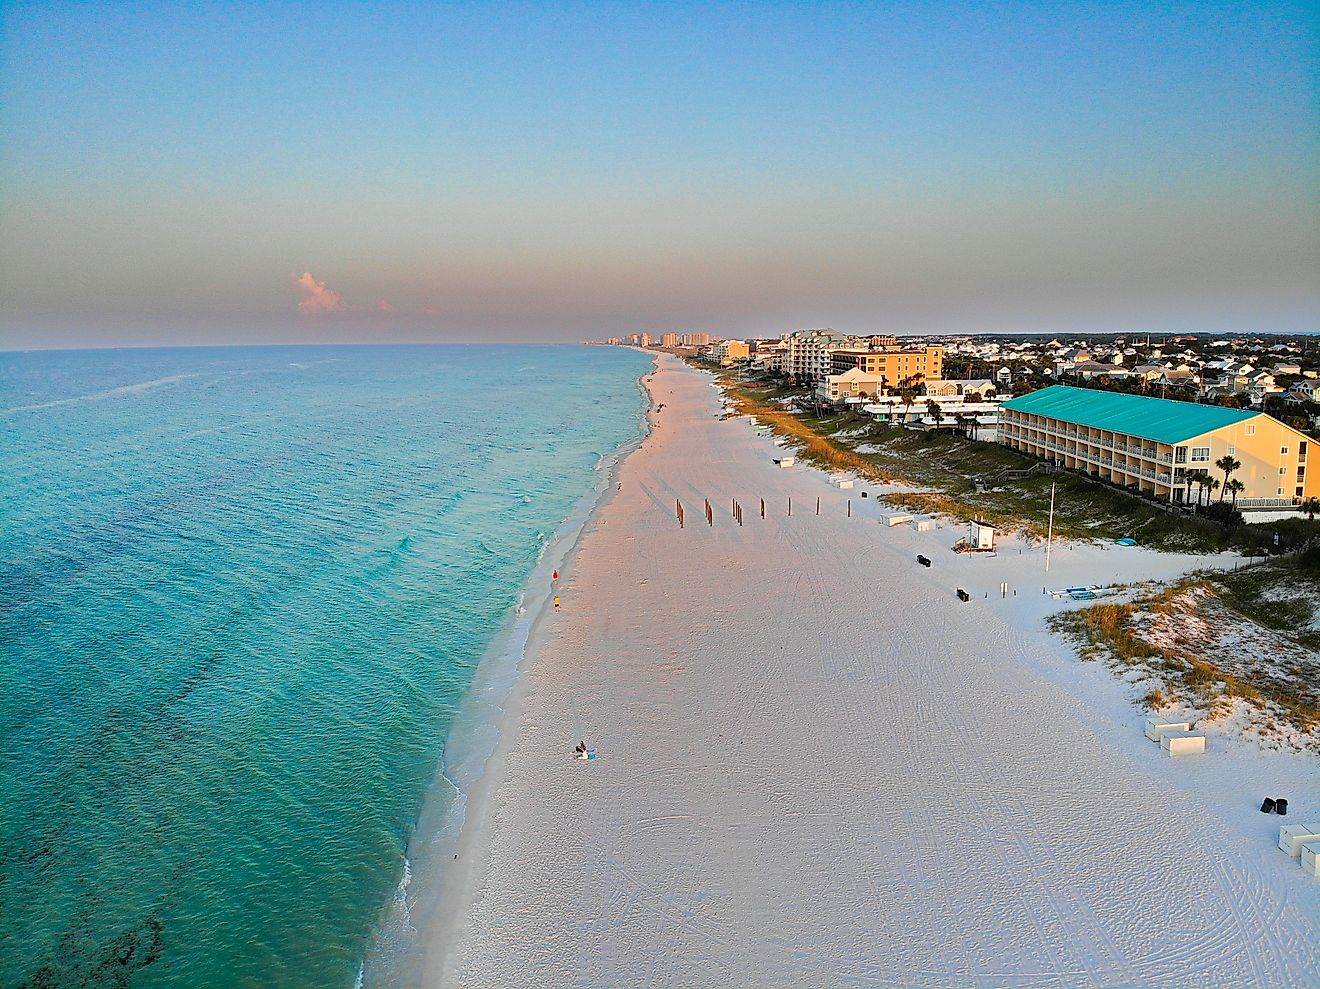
[1045,482,1056,573]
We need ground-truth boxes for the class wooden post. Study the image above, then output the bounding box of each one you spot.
[676,500,684,528]
[816,497,820,515]
[705,499,713,526]
[788,497,792,516]
[848,499,851,517]
[760,498,765,519]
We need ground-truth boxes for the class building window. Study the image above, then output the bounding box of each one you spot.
[1281,467,1288,475]
[1298,486,1305,498]
[1282,446,1289,455]
[1301,441,1308,460]
[1247,424,1256,435]
[1175,447,1187,463]
[1190,447,1210,462]
[1300,466,1307,478]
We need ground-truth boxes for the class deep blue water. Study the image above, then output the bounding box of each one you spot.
[0,344,651,988]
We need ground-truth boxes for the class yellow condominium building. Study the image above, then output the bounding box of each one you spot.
[829,346,944,386]
[1000,385,1320,508]
[708,339,750,363]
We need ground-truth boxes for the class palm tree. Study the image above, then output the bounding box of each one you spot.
[1183,469,1204,506]
[1226,478,1245,506]
[1215,454,1241,500]
[925,398,942,427]
[1302,497,1320,520]
[1205,476,1220,504]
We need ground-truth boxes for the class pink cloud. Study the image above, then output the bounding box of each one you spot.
[294,271,349,314]
[376,299,396,313]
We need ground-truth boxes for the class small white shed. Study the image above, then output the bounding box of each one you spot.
[835,478,854,489]
[775,456,796,467]
[914,517,934,532]
[1280,824,1320,857]
[969,519,995,550]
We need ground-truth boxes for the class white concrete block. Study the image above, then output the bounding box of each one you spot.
[1301,841,1320,878]
[883,513,914,526]
[836,479,854,489]
[1160,731,1205,756]
[777,456,796,467]
[915,519,934,532]
[1280,824,1320,857]
[1145,717,1191,742]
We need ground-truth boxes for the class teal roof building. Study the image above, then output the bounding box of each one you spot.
[997,384,1315,507]
[1000,385,1259,445]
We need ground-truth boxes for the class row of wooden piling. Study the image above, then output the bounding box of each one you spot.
[674,496,855,526]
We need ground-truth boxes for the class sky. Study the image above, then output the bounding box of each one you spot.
[0,1,1317,349]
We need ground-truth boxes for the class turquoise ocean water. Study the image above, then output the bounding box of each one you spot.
[0,344,652,988]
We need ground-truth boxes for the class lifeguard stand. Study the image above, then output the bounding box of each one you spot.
[969,519,995,551]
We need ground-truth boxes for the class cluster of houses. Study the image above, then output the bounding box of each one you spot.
[596,328,1320,512]
[943,335,1320,407]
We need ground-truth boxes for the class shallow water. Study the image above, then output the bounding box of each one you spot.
[0,343,650,988]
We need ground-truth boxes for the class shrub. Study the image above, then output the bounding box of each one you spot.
[1200,502,1244,527]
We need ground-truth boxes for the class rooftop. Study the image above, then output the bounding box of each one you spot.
[1001,385,1260,445]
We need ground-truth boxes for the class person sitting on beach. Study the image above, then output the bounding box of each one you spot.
[575,740,586,754]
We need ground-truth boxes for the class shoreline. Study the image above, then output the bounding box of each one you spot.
[364,353,661,986]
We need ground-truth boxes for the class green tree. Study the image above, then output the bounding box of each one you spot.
[1214,454,1241,501]
[1184,468,1205,505]
[1226,478,1245,506]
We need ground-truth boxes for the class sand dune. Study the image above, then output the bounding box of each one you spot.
[417,354,1319,988]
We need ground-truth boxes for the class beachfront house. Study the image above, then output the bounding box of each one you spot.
[998,385,1320,509]
[819,367,886,401]
[923,378,995,399]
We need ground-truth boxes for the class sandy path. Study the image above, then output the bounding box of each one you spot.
[422,355,1319,988]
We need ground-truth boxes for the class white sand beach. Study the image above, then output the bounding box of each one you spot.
[414,354,1319,988]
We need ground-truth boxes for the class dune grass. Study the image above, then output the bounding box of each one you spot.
[1051,565,1320,735]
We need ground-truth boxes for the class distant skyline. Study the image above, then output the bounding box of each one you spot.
[2,1,1317,350]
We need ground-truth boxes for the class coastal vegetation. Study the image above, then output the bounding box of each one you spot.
[1049,550,1320,748]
